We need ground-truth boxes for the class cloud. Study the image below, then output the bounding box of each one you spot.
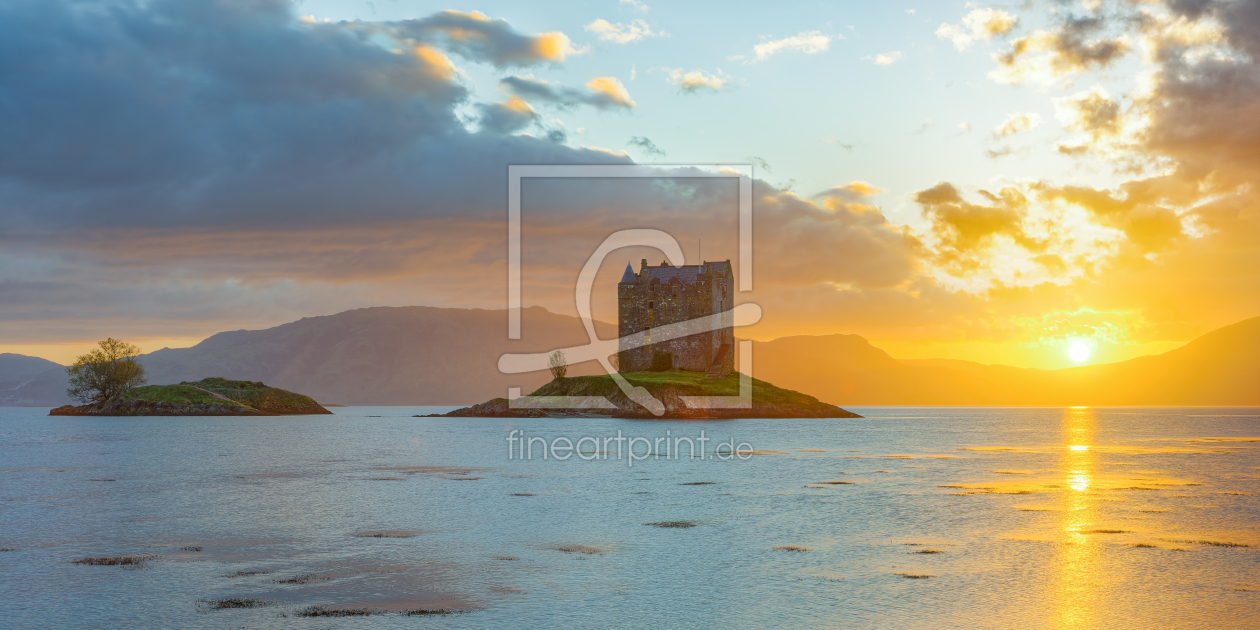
[620,0,650,11]
[584,18,664,44]
[476,96,540,134]
[937,8,1019,51]
[371,10,581,67]
[957,121,972,133]
[754,31,833,60]
[864,51,904,65]
[1037,179,1189,252]
[585,77,637,108]
[627,136,665,157]
[989,15,1128,84]
[666,68,728,92]
[499,75,636,110]
[993,112,1042,138]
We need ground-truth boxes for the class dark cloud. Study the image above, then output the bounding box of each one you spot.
[475,97,540,134]
[0,0,627,235]
[627,136,665,157]
[499,75,636,110]
[366,10,575,67]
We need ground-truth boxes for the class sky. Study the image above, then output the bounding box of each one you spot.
[1,0,1259,370]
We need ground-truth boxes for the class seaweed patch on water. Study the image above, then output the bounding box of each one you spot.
[894,573,933,579]
[376,466,485,476]
[354,531,420,538]
[197,598,273,610]
[511,493,535,496]
[235,472,306,479]
[494,556,518,561]
[0,547,16,552]
[646,521,696,528]
[679,481,716,486]
[817,480,855,485]
[553,545,604,554]
[775,545,809,552]
[369,477,404,481]
[1163,538,1251,548]
[181,546,203,552]
[1080,529,1132,534]
[297,606,461,617]
[274,573,332,585]
[72,554,157,567]
[222,569,271,577]
[912,549,944,554]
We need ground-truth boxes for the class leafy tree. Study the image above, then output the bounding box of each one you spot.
[548,350,568,380]
[66,338,147,404]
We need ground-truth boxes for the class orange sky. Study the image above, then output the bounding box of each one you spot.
[2,1,1258,371]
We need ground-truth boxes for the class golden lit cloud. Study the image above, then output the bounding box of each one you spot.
[584,76,636,108]
[992,112,1042,138]
[937,8,1020,51]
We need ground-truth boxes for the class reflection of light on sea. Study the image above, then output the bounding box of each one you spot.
[1056,407,1100,629]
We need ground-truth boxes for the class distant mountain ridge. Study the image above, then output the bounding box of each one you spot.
[2,308,1258,407]
[752,315,1260,406]
[2,306,615,406]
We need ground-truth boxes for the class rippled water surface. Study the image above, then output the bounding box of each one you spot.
[1,406,1257,629]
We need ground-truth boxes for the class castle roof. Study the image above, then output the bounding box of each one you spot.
[620,262,636,284]
[635,260,731,285]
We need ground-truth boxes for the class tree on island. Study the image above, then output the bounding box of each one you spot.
[548,350,568,380]
[66,338,147,404]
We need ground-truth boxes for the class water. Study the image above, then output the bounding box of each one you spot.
[0,406,1257,629]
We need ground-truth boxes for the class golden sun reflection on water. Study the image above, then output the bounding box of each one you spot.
[1056,407,1103,630]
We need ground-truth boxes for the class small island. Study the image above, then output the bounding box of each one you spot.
[427,370,861,419]
[51,377,332,416]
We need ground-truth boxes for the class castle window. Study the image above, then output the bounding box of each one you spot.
[648,301,654,310]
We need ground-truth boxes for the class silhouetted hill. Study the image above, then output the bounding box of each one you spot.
[5,306,615,406]
[0,354,66,405]
[5,309,1257,407]
[754,315,1260,406]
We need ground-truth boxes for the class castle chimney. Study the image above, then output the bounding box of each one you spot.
[640,258,647,271]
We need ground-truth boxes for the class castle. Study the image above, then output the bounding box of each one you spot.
[618,258,734,375]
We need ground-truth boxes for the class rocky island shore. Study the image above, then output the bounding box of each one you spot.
[50,378,332,416]
[424,371,861,419]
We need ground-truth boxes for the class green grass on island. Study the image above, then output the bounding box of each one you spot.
[118,384,252,409]
[512,369,858,418]
[94,377,330,415]
[529,370,802,404]
[179,377,323,411]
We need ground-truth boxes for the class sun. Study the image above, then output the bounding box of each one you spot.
[1068,342,1091,363]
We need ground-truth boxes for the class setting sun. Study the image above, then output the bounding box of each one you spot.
[1068,342,1091,363]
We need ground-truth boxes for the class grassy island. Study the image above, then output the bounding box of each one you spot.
[50,378,332,416]
[433,370,860,419]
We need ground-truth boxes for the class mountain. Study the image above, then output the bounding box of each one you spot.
[4,308,1258,407]
[752,315,1260,406]
[4,306,615,406]
[0,354,66,406]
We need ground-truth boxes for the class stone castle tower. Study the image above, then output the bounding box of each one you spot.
[617,258,734,374]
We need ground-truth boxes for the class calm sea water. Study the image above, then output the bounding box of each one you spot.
[0,406,1257,629]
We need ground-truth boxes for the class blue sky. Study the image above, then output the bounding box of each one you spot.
[299,0,1132,225]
